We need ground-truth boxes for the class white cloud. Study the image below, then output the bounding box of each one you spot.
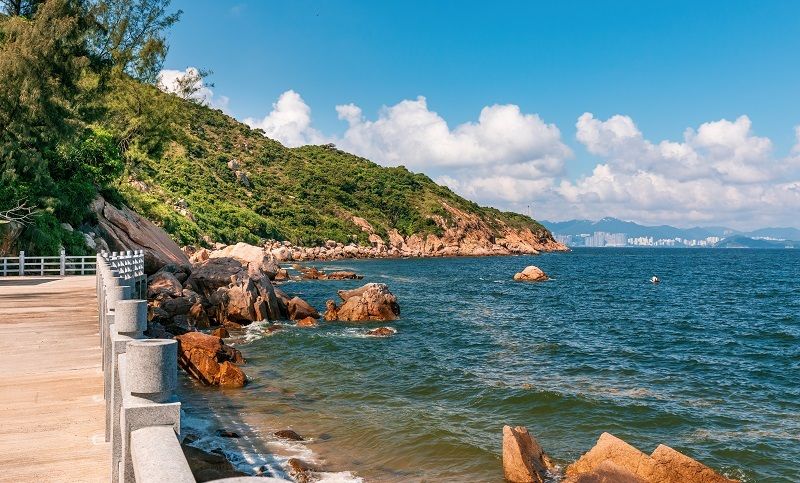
[336,96,570,171]
[157,67,230,112]
[243,90,328,147]
[240,89,800,229]
[557,114,800,228]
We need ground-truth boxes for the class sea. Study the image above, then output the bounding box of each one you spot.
[177,248,800,482]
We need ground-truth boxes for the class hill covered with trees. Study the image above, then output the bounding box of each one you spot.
[0,0,560,256]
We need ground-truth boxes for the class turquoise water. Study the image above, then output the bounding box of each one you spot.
[180,248,800,482]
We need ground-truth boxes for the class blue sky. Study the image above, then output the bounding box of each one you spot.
[161,1,800,229]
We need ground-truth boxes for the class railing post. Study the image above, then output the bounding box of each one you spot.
[60,249,66,276]
[18,250,24,276]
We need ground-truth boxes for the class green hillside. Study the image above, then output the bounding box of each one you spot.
[111,80,552,248]
[0,1,555,255]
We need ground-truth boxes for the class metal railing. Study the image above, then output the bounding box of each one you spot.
[0,249,97,276]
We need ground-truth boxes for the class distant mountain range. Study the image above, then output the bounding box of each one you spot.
[542,217,800,245]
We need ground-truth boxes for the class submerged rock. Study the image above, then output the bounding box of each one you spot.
[513,265,549,282]
[274,429,304,441]
[366,327,396,337]
[502,425,554,483]
[296,316,318,328]
[324,283,400,322]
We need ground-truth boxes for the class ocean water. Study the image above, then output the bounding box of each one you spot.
[178,248,800,482]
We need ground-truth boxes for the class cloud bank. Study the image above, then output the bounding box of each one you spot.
[157,67,230,112]
[162,77,800,229]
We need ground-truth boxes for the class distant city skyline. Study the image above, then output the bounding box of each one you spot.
[162,1,800,230]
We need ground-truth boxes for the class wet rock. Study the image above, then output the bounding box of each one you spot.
[513,265,549,282]
[288,296,320,320]
[274,429,304,441]
[188,303,210,329]
[326,271,363,280]
[324,283,400,322]
[265,324,284,334]
[210,327,229,338]
[214,430,240,438]
[287,458,315,483]
[296,316,318,328]
[175,332,247,388]
[565,460,646,483]
[366,327,396,337]
[650,444,738,483]
[566,433,668,482]
[502,425,554,483]
[182,443,248,482]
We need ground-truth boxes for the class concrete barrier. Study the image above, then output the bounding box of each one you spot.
[97,252,270,482]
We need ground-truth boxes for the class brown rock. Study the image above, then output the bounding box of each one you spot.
[287,458,315,483]
[514,265,549,282]
[188,303,210,329]
[502,425,554,483]
[564,460,646,483]
[91,195,190,274]
[325,283,400,322]
[265,324,284,333]
[296,316,318,327]
[189,247,210,265]
[650,444,738,483]
[147,271,184,298]
[274,429,304,441]
[175,332,246,387]
[209,242,279,279]
[326,271,363,280]
[211,327,229,338]
[288,296,320,320]
[366,327,396,337]
[566,433,669,482]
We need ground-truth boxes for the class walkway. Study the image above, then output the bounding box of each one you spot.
[0,276,109,482]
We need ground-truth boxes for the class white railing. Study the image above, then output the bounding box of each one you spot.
[96,253,269,483]
[0,249,97,276]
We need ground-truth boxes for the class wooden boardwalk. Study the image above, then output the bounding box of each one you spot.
[0,276,109,482]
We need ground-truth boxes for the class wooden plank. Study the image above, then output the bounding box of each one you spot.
[0,276,109,482]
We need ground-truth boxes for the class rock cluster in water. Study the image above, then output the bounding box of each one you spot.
[513,265,549,282]
[146,242,401,386]
[502,426,738,483]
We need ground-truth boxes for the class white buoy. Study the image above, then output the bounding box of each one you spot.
[650,276,660,284]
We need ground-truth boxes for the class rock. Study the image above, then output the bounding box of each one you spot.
[271,245,293,262]
[274,268,289,281]
[214,430,240,438]
[287,458,315,483]
[160,296,193,317]
[209,242,279,279]
[265,324,284,334]
[326,271,363,280]
[226,159,240,170]
[147,271,184,298]
[182,443,248,482]
[288,297,320,320]
[211,327,229,338]
[565,433,669,482]
[91,195,190,274]
[366,327,396,337]
[324,283,400,322]
[300,266,325,280]
[190,248,210,264]
[513,265,549,282]
[188,303,211,329]
[185,257,244,298]
[564,460,646,483]
[157,263,190,283]
[502,425,554,483]
[296,316,318,328]
[83,233,97,251]
[175,332,247,387]
[274,429,304,441]
[650,444,738,483]
[234,170,250,187]
[60,222,74,232]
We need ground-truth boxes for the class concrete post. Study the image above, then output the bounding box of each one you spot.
[60,249,66,276]
[119,339,181,483]
[18,250,24,276]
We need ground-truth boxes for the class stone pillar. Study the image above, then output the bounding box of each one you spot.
[119,339,181,483]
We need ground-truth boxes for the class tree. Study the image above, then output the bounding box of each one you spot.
[90,0,181,83]
[0,0,44,17]
[0,0,93,184]
[158,66,214,105]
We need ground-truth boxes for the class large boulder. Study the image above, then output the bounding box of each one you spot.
[502,425,554,483]
[513,266,549,282]
[209,242,279,279]
[147,271,184,299]
[91,196,190,274]
[287,297,320,320]
[650,444,738,483]
[175,332,246,388]
[324,283,400,322]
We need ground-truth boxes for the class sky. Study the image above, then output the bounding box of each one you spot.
[160,0,800,230]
